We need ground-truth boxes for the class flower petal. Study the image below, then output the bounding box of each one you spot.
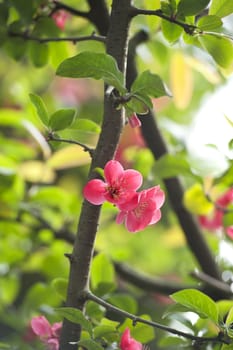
[116,210,126,225]
[150,209,162,225]
[83,179,106,205]
[120,328,142,350]
[31,316,52,338]
[120,169,143,191]
[104,160,124,184]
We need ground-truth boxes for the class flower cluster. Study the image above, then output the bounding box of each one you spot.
[199,188,233,239]
[30,316,61,350]
[83,160,165,233]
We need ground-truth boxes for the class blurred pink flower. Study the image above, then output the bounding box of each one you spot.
[116,186,165,232]
[199,188,233,239]
[52,10,69,30]
[31,316,61,350]
[128,113,141,128]
[83,160,142,207]
[120,328,142,350]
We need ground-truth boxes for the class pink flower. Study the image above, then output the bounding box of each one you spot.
[83,160,143,207]
[52,10,69,30]
[128,113,141,128]
[30,316,61,350]
[120,328,142,350]
[116,186,165,232]
[199,188,233,239]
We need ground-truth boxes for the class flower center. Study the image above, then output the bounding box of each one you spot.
[107,185,120,199]
[133,201,148,218]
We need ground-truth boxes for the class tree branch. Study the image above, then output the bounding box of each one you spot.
[125,30,222,284]
[52,0,90,19]
[59,1,132,348]
[47,133,94,156]
[86,291,229,345]
[129,7,197,35]
[8,31,106,44]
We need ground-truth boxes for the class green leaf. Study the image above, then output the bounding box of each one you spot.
[161,19,183,43]
[29,93,49,126]
[153,154,193,179]
[55,307,93,335]
[0,3,9,24]
[0,166,16,191]
[199,35,233,69]
[120,315,155,343]
[0,342,11,349]
[49,109,76,131]
[223,211,233,228]
[217,300,233,322]
[209,0,233,18]
[77,339,104,350]
[10,0,35,24]
[171,289,219,324]
[4,37,28,61]
[56,51,126,94]
[197,15,223,31]
[159,336,189,347]
[183,183,213,215]
[226,307,233,326]
[73,118,101,133]
[91,253,115,291]
[52,278,68,300]
[125,94,152,115]
[108,294,138,314]
[160,0,177,16]
[93,325,117,339]
[29,41,49,68]
[177,0,211,16]
[131,70,170,99]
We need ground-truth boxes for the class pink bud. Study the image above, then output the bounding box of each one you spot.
[120,328,143,350]
[128,113,141,128]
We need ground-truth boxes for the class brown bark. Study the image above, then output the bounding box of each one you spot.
[59,1,132,349]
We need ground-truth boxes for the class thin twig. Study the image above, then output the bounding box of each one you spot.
[8,31,106,44]
[47,134,94,156]
[86,291,229,345]
[52,0,90,19]
[130,7,197,35]
[191,270,232,295]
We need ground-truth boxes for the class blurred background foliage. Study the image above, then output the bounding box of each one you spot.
[0,0,233,349]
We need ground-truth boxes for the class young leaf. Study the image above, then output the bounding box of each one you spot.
[91,253,116,292]
[197,15,222,31]
[183,183,213,215]
[56,51,126,94]
[153,154,194,179]
[209,0,233,18]
[52,278,68,300]
[93,325,117,339]
[29,93,49,126]
[55,307,92,335]
[223,211,233,228]
[199,35,233,69]
[48,109,76,131]
[125,93,152,115]
[77,339,104,350]
[171,289,219,324]
[161,19,183,43]
[29,41,49,68]
[131,70,170,98]
[177,0,211,16]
